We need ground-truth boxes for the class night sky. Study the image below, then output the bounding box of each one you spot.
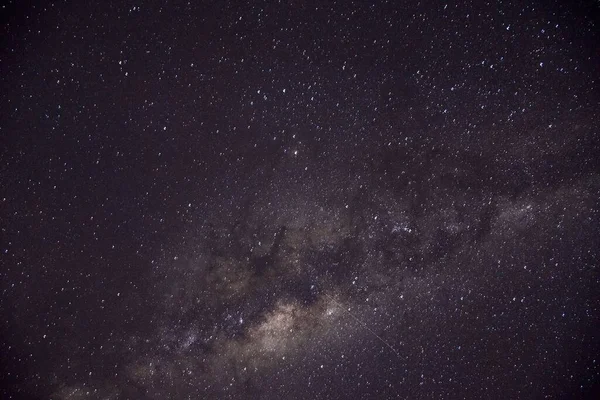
[1,1,600,399]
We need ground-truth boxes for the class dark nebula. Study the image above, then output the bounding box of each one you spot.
[1,1,599,399]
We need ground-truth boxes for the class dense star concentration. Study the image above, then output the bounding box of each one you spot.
[1,0,599,399]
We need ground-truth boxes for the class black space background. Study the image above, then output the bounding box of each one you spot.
[1,1,599,399]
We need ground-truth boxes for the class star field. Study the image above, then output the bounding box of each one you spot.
[1,1,599,399]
